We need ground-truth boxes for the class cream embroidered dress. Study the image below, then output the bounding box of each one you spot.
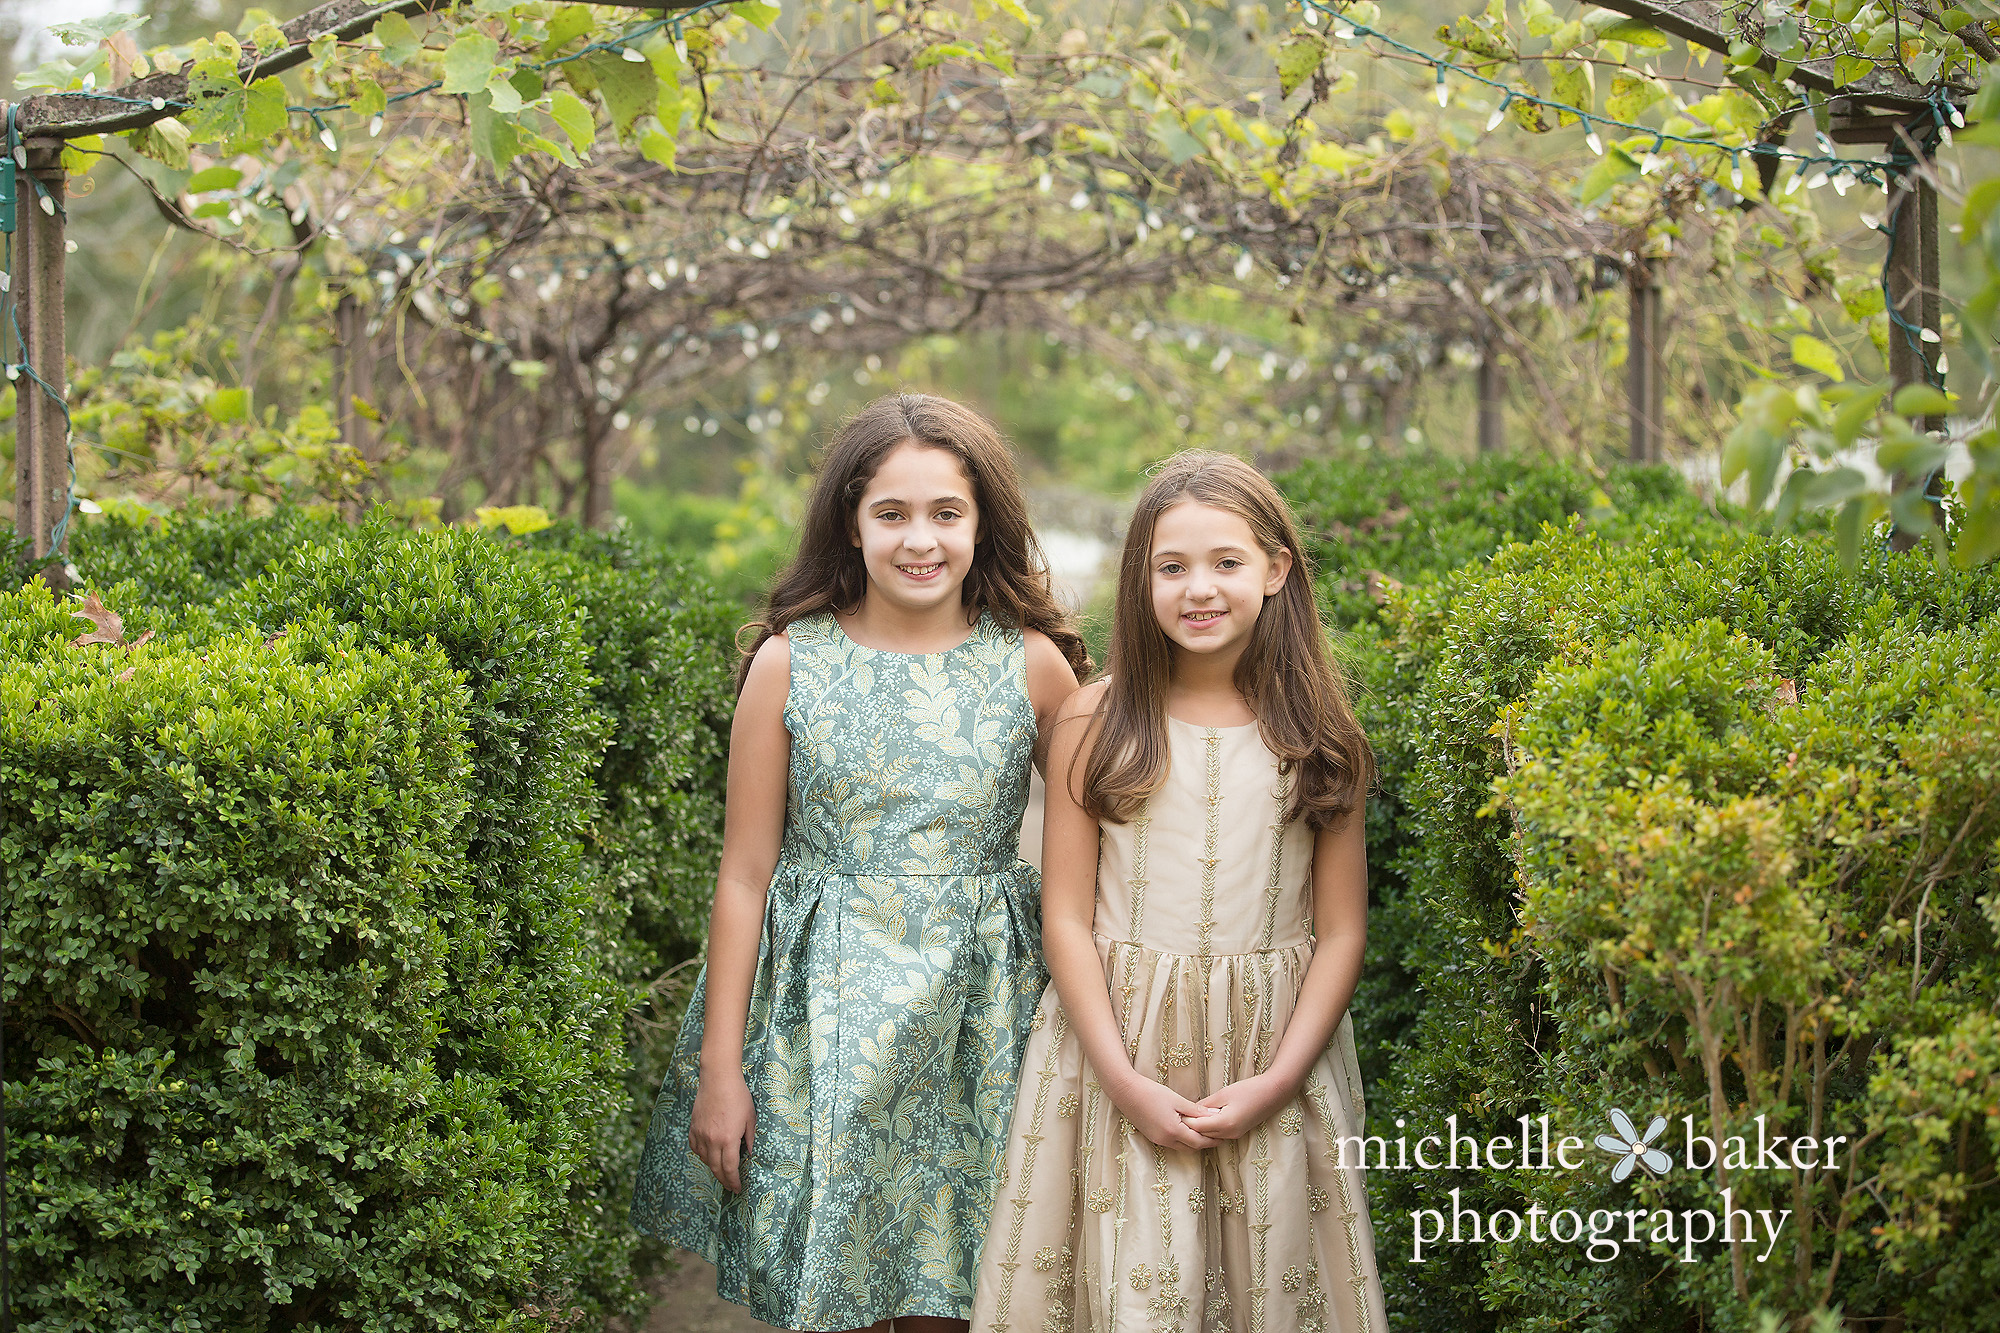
[633,611,1044,1330]
[971,718,1387,1333]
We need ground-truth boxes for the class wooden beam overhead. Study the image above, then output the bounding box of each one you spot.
[1587,0,1964,113]
[17,0,704,142]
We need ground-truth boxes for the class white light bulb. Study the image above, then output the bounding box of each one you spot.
[620,47,645,62]
[1486,107,1505,132]
[1435,81,1449,107]
[1585,130,1603,155]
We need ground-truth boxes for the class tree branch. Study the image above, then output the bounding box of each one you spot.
[18,0,703,140]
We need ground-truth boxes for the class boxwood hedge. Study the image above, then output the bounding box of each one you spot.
[4,510,737,1331]
[1279,453,2000,1330]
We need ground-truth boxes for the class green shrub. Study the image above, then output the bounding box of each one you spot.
[1353,513,2000,1329]
[5,511,742,1329]
[0,586,492,1330]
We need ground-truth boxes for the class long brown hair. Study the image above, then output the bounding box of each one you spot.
[737,393,1091,688]
[1079,450,1372,829]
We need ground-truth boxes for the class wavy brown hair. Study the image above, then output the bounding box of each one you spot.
[1079,451,1373,829]
[736,393,1091,689]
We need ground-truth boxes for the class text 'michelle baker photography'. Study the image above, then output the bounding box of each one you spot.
[1348,1109,1847,1265]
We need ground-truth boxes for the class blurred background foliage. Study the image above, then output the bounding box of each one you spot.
[10,0,1999,582]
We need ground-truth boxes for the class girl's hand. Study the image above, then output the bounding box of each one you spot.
[1183,1072,1293,1141]
[690,1070,756,1192]
[1112,1071,1221,1152]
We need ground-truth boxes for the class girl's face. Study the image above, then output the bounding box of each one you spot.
[852,442,981,616]
[1148,499,1291,662]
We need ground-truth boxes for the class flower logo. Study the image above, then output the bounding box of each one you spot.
[1595,1109,1671,1181]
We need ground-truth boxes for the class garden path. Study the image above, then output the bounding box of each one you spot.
[642,1253,766,1333]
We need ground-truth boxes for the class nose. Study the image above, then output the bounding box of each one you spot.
[1187,566,1220,600]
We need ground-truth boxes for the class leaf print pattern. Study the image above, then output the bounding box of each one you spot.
[631,612,1043,1331]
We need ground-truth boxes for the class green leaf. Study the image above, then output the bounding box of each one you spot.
[1079,70,1126,97]
[126,117,191,170]
[1791,334,1844,381]
[541,4,593,56]
[181,57,248,142]
[1965,178,2000,240]
[1954,499,2000,565]
[50,12,146,45]
[1550,61,1592,124]
[912,41,976,71]
[1798,465,1869,508]
[1277,31,1329,99]
[484,74,524,115]
[582,51,657,136]
[994,0,1036,25]
[1605,71,1666,120]
[548,90,595,151]
[1151,115,1206,164]
[1831,385,1886,445]
[734,0,782,30]
[981,32,1017,76]
[205,387,249,423]
[1590,17,1671,49]
[374,12,422,65]
[241,77,287,142]
[185,165,243,193]
[1576,147,1640,206]
[442,32,499,96]
[1892,383,1952,417]
[639,122,678,169]
[468,90,521,167]
[1833,495,1871,567]
[1878,436,1949,480]
[352,78,388,119]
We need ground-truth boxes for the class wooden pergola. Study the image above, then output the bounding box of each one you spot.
[4,0,1972,580]
[1594,0,1965,459]
[6,0,685,585]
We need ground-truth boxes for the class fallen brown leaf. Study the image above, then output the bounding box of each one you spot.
[69,593,124,647]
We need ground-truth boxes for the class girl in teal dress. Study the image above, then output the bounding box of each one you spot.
[633,394,1087,1332]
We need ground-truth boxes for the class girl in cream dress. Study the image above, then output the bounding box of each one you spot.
[972,452,1386,1333]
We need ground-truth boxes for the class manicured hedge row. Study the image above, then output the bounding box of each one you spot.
[1277,454,2000,1329]
[4,512,737,1330]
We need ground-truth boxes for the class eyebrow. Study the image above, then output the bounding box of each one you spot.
[1152,545,1252,559]
[868,494,972,509]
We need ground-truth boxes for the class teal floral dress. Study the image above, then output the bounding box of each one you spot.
[632,610,1046,1330]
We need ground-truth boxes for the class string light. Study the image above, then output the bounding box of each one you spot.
[1294,0,1928,194]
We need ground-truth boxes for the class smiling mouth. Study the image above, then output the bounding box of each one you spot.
[900,562,944,579]
[1183,609,1225,624]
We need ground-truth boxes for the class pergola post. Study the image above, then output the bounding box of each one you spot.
[1477,333,1503,453]
[13,136,70,585]
[1626,261,1664,463]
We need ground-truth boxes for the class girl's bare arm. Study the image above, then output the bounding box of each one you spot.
[1023,629,1080,774]
[1040,684,1217,1152]
[1186,795,1368,1139]
[689,635,792,1192]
